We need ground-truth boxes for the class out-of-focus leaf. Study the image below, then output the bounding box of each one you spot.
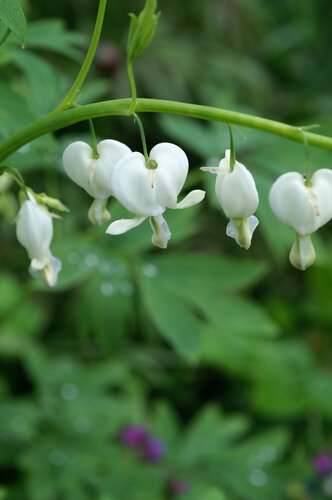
[0,79,35,138]
[0,273,24,317]
[12,49,61,114]
[0,0,26,44]
[143,253,268,294]
[178,405,249,466]
[138,268,202,361]
[25,19,86,60]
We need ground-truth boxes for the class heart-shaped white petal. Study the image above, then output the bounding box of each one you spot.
[111,152,165,216]
[62,140,132,199]
[269,169,332,235]
[111,143,190,216]
[150,142,189,208]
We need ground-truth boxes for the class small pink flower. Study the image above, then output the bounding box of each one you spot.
[313,452,332,474]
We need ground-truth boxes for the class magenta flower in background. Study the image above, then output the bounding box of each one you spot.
[121,425,148,448]
[313,452,332,474]
[169,478,190,495]
[144,436,165,463]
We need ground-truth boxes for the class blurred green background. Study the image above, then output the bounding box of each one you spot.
[1,0,332,499]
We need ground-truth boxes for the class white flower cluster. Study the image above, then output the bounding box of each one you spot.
[14,137,332,288]
[62,140,205,249]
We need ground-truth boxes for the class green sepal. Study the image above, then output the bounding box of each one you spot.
[127,0,159,63]
[34,192,69,213]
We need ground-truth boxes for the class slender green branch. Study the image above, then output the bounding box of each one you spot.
[297,128,312,185]
[1,98,332,163]
[133,113,148,160]
[88,119,99,159]
[228,125,236,171]
[56,0,107,111]
[127,61,137,115]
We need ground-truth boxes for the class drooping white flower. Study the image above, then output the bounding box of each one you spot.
[201,149,259,249]
[16,193,61,286]
[106,142,205,248]
[269,169,332,270]
[62,140,132,225]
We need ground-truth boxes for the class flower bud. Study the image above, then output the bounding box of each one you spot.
[62,140,132,225]
[16,194,61,286]
[201,149,259,248]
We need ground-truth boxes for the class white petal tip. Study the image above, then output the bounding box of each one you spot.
[106,216,146,235]
[289,234,316,271]
[200,166,221,174]
[226,216,259,249]
[30,254,62,287]
[175,190,206,209]
[150,215,171,249]
[88,199,110,226]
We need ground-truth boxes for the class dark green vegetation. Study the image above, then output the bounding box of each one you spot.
[1,0,332,498]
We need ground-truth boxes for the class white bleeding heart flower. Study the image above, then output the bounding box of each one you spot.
[269,169,332,270]
[62,139,132,225]
[201,149,259,249]
[106,142,205,248]
[16,193,61,287]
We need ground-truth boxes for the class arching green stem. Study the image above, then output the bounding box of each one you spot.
[56,0,107,111]
[1,99,332,164]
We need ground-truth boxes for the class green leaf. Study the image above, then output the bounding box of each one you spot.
[138,265,202,361]
[0,78,35,138]
[202,489,228,500]
[0,0,26,44]
[127,0,159,63]
[144,253,268,294]
[0,273,24,317]
[178,405,249,465]
[12,49,62,114]
[24,19,87,60]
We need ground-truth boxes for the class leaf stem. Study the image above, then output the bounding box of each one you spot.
[55,0,107,111]
[1,98,332,163]
[297,127,312,185]
[127,61,137,115]
[228,124,236,171]
[89,119,99,159]
[133,113,148,160]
